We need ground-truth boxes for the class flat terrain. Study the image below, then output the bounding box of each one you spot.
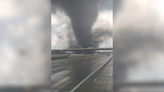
[51,54,113,92]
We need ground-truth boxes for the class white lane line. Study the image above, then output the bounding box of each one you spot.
[52,69,71,76]
[60,81,72,89]
[69,56,112,92]
[83,62,87,64]
[66,66,73,69]
[94,78,97,82]
[53,90,58,92]
[59,80,73,89]
[52,66,66,71]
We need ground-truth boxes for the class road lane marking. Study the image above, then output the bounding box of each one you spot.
[52,66,66,71]
[82,62,87,64]
[60,80,73,89]
[69,56,113,92]
[66,66,73,69]
[94,78,97,82]
[52,69,72,76]
[53,90,58,92]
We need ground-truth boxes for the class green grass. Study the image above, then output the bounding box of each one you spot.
[51,56,68,60]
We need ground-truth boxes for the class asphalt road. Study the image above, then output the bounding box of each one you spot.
[51,54,113,92]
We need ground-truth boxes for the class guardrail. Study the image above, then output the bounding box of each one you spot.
[52,54,69,57]
[69,54,95,58]
[52,48,113,51]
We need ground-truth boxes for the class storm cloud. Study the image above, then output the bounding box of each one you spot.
[51,0,113,48]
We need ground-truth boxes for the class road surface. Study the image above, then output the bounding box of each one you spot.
[51,54,113,92]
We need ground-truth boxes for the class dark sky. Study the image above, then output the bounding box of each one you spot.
[52,0,113,48]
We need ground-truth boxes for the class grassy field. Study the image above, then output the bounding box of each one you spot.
[51,56,68,60]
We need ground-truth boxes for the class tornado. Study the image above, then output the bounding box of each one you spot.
[52,0,112,48]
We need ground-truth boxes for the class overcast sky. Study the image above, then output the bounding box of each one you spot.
[51,0,113,49]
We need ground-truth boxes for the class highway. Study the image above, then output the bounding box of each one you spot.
[51,54,113,92]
